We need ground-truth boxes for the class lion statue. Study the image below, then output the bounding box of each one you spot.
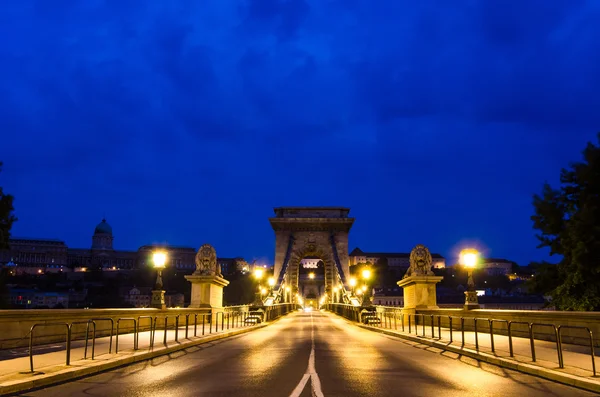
[195,244,220,276]
[403,244,434,278]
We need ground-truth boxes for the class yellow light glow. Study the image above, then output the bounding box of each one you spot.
[153,252,167,269]
[361,285,367,292]
[349,278,357,287]
[285,286,291,292]
[459,249,479,268]
[308,272,315,279]
[362,269,372,280]
[356,289,363,295]
[260,287,267,295]
[268,277,275,286]
[333,286,339,292]
[254,268,264,279]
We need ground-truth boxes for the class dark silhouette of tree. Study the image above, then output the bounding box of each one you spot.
[0,162,17,249]
[531,133,600,310]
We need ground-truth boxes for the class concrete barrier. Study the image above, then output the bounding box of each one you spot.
[0,307,251,349]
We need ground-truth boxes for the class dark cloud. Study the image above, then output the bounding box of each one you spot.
[1,1,599,265]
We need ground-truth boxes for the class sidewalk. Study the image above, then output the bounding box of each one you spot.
[0,321,261,395]
[358,319,600,393]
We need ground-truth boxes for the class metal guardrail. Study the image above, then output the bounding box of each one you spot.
[137,316,155,349]
[324,304,599,377]
[70,320,96,359]
[24,304,295,372]
[558,325,596,376]
[116,318,138,353]
[29,323,71,373]
[90,317,115,354]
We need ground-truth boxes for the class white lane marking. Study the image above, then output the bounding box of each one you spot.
[289,374,311,396]
[289,313,325,397]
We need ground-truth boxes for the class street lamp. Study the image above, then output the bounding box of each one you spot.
[268,277,275,294]
[349,277,357,295]
[308,272,315,280]
[253,267,265,306]
[361,268,372,306]
[460,248,480,309]
[285,286,291,303]
[362,269,372,280]
[151,251,167,309]
[333,286,339,303]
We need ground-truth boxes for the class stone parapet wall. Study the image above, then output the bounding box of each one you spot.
[414,308,600,347]
[0,307,222,349]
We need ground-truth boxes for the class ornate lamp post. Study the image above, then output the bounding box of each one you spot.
[151,251,167,309]
[253,268,265,306]
[460,248,480,309]
[268,277,275,292]
[349,277,357,296]
[361,268,372,306]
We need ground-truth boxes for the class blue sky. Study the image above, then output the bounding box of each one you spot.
[1,1,599,266]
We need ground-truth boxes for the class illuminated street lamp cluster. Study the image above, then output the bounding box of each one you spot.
[348,267,372,306]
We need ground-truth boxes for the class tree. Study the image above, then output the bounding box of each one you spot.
[531,133,600,310]
[0,162,17,249]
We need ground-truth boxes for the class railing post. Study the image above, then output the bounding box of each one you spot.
[164,317,168,345]
[474,318,479,350]
[490,320,495,353]
[430,315,435,338]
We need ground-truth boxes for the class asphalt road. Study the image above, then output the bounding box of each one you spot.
[17,310,596,397]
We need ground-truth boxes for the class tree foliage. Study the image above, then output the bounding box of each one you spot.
[0,162,17,249]
[531,133,600,310]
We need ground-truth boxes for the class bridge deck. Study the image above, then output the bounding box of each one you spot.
[8,311,596,396]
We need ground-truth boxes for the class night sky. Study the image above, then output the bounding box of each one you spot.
[1,1,599,267]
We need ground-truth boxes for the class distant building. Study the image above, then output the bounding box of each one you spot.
[0,219,249,276]
[218,257,250,275]
[372,287,404,306]
[68,219,137,270]
[349,248,446,274]
[481,258,514,276]
[123,287,152,308]
[0,238,68,275]
[7,288,69,308]
[165,293,185,308]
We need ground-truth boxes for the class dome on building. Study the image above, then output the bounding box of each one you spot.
[94,219,113,235]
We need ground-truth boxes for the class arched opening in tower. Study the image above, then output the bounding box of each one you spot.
[297,256,326,309]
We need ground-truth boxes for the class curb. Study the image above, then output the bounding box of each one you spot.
[356,323,600,394]
[0,323,268,396]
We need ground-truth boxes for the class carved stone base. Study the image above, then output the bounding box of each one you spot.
[464,290,480,310]
[185,274,230,309]
[151,290,166,309]
[397,275,443,310]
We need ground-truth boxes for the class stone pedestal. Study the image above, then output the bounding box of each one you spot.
[151,290,166,309]
[185,274,230,309]
[397,275,443,310]
[464,290,480,310]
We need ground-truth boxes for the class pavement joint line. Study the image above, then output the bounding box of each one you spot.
[0,318,287,396]
[344,317,600,394]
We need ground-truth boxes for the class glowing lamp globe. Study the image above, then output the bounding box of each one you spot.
[460,249,479,268]
[153,252,167,269]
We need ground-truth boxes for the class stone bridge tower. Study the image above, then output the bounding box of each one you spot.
[269,207,354,302]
